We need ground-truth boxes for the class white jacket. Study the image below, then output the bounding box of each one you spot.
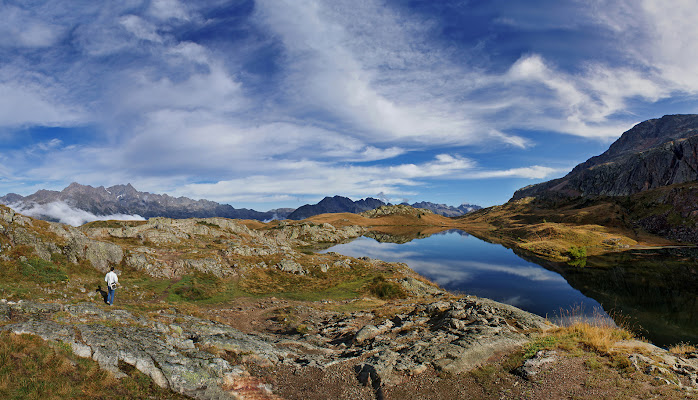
[105,271,118,289]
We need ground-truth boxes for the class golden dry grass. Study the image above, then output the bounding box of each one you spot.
[552,322,634,354]
[669,343,697,356]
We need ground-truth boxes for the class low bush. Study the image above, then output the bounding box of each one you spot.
[568,245,587,260]
[368,276,406,300]
[196,221,220,228]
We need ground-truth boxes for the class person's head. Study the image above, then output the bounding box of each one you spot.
[110,266,114,272]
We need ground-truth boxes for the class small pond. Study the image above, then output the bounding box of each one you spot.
[321,230,697,347]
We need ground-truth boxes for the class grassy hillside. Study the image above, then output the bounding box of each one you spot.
[457,185,695,262]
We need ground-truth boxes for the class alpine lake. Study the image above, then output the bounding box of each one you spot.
[320,230,698,348]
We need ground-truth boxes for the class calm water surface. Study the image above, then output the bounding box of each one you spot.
[322,230,607,321]
[322,230,698,347]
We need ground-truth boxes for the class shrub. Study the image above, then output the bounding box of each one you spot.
[196,221,220,228]
[368,276,406,300]
[568,245,587,260]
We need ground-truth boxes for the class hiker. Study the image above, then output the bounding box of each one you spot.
[104,266,119,306]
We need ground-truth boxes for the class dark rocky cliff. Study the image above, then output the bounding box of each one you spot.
[512,114,698,200]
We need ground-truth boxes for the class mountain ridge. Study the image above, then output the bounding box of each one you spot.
[287,196,481,220]
[0,183,290,222]
[512,114,698,200]
[1,183,480,224]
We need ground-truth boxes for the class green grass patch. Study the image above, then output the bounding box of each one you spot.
[19,258,68,283]
[170,271,222,301]
[522,335,559,359]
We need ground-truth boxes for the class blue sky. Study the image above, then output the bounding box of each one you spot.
[1,0,697,210]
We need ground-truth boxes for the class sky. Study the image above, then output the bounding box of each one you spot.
[1,0,698,211]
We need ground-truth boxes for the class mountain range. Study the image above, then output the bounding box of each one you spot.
[286,196,481,220]
[0,183,292,222]
[0,183,480,224]
[406,201,481,217]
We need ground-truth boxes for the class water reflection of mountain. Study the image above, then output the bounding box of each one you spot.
[515,248,698,347]
[365,229,468,244]
[433,229,469,237]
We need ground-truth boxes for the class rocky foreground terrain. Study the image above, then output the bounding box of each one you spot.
[0,204,696,399]
[0,296,553,399]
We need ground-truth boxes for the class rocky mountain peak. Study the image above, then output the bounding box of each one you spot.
[607,114,698,156]
[512,114,698,200]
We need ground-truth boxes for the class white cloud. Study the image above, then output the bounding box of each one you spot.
[590,0,698,95]
[9,201,145,227]
[254,0,527,147]
[148,0,190,21]
[119,15,164,43]
[467,166,566,180]
[0,81,83,128]
[168,155,561,203]
[0,5,63,48]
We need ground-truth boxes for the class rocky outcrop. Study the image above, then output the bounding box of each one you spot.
[3,298,696,399]
[360,205,433,218]
[1,204,370,279]
[345,297,551,383]
[267,222,364,244]
[0,301,283,399]
[512,114,698,200]
[0,296,553,399]
[613,340,698,389]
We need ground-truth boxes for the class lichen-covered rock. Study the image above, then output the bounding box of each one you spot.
[361,205,433,218]
[276,259,307,275]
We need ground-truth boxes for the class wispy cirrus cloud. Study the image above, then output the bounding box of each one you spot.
[168,154,562,203]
